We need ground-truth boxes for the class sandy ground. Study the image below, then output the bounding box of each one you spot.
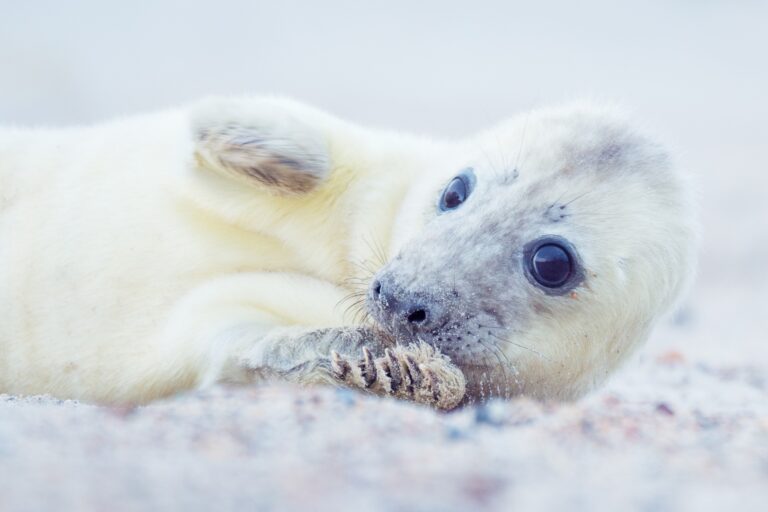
[0,300,766,512]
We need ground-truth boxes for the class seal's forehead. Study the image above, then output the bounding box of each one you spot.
[472,104,666,188]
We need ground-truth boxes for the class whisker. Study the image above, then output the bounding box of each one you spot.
[549,189,569,209]
[477,324,551,361]
[494,133,511,174]
[562,189,595,207]
[337,233,394,326]
[477,142,497,176]
[478,339,511,399]
[341,297,367,323]
[515,110,532,172]
[361,234,389,269]
[493,341,523,396]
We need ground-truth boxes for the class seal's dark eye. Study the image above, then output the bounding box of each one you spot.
[439,176,469,211]
[530,244,572,288]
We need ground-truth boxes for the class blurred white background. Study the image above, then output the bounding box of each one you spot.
[1,0,766,363]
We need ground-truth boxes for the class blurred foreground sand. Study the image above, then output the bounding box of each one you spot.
[0,357,765,512]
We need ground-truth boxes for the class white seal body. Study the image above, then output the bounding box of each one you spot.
[0,98,696,406]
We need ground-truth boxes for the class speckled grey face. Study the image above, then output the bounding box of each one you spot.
[368,159,585,391]
[367,106,692,402]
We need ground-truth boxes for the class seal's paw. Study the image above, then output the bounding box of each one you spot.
[330,342,466,410]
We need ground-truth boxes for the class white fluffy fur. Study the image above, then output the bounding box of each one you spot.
[0,97,696,404]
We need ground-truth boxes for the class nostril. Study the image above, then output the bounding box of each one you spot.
[406,308,428,324]
[372,280,382,300]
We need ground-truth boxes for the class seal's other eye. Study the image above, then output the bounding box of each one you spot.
[439,176,469,211]
[530,243,573,288]
[523,236,582,294]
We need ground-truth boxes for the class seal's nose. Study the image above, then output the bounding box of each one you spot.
[405,307,428,325]
[370,278,434,332]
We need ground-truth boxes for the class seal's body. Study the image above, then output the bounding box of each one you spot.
[0,98,695,408]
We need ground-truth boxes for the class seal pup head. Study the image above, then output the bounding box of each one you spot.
[368,103,696,402]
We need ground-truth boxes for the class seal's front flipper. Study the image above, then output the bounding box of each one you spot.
[191,98,330,195]
[330,342,467,410]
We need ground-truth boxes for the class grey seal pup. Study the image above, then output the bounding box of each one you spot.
[0,97,696,409]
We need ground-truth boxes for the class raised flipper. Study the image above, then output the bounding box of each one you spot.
[191,98,330,195]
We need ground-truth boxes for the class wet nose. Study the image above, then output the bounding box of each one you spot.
[370,278,432,329]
